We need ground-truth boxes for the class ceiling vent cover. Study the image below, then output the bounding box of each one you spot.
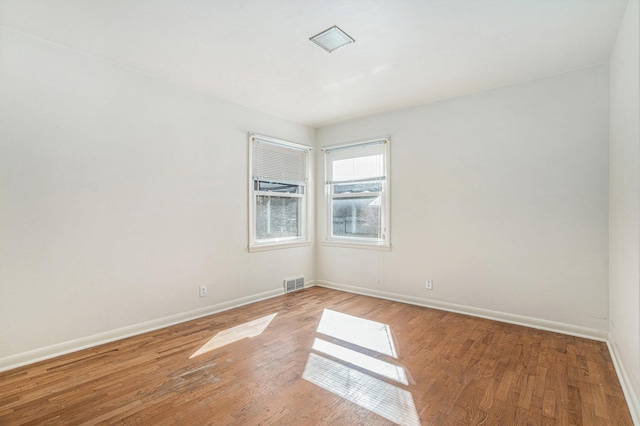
[310,26,355,53]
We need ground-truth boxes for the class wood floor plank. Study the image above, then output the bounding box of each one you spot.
[0,287,633,425]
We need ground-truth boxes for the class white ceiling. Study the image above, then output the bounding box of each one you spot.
[0,0,629,127]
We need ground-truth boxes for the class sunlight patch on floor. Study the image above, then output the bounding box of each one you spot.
[316,309,397,358]
[189,313,277,358]
[303,353,420,426]
[303,309,419,424]
[311,337,408,385]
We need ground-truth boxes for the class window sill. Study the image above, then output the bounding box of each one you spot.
[320,240,391,251]
[248,240,312,253]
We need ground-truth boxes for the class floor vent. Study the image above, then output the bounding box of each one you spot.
[284,277,304,293]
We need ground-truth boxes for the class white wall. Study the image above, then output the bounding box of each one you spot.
[0,27,314,362]
[317,65,610,334]
[609,0,640,417]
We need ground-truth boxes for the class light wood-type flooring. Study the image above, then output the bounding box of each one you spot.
[0,287,633,425]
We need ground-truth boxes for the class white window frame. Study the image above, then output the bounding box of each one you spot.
[322,137,391,251]
[248,133,312,252]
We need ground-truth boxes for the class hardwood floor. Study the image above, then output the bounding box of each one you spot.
[0,287,632,425]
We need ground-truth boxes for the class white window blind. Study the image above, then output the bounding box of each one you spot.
[252,139,307,184]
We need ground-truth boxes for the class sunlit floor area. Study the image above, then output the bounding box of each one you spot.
[0,287,633,425]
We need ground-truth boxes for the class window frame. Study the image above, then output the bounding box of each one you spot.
[248,133,312,252]
[322,137,391,251]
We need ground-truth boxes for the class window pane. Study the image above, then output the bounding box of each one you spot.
[256,195,301,240]
[332,196,381,238]
[332,154,384,182]
[334,182,382,194]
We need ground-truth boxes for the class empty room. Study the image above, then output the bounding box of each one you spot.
[1,0,639,424]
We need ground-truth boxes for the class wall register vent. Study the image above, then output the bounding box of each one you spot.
[284,277,305,293]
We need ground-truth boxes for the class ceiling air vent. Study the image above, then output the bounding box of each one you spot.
[310,26,355,53]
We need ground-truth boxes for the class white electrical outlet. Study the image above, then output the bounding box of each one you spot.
[426,280,433,290]
[199,286,207,297]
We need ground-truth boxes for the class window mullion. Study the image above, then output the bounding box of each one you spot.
[330,191,382,199]
[256,191,304,198]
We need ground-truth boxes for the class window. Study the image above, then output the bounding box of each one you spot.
[249,134,311,251]
[324,138,390,249]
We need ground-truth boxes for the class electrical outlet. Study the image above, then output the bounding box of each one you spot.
[426,280,433,290]
[199,286,207,297]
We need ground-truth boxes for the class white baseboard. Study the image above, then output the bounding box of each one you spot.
[316,280,608,341]
[607,339,640,425]
[0,284,318,373]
